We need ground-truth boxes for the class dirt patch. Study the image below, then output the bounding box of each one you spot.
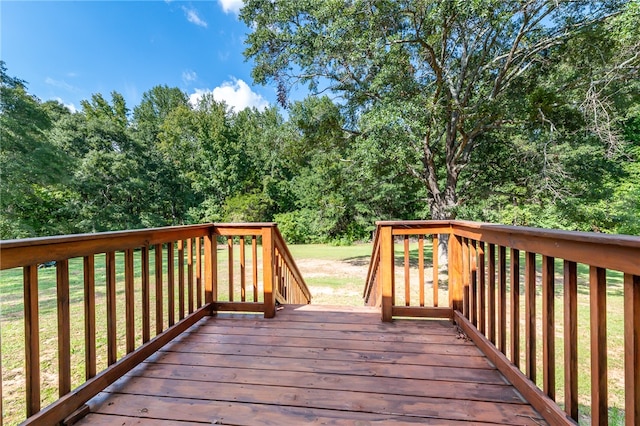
[295,258,369,279]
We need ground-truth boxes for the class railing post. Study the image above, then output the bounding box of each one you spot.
[448,233,463,313]
[262,225,276,318]
[379,225,394,322]
[204,227,217,307]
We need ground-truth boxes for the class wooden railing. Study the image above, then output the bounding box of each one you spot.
[0,223,309,425]
[365,220,640,425]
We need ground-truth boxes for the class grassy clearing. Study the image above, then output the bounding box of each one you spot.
[0,242,628,425]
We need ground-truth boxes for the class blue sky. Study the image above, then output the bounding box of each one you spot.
[1,0,285,113]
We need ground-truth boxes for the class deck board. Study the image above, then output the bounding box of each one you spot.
[78,305,548,425]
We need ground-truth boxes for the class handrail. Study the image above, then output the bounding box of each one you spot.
[363,227,381,304]
[0,222,310,425]
[365,220,640,425]
[273,226,312,304]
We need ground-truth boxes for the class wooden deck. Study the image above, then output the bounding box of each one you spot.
[77,305,547,425]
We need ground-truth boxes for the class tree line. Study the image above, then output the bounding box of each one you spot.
[1,1,638,242]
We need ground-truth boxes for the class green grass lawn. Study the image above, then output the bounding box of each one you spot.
[0,241,628,425]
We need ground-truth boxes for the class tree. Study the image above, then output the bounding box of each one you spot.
[241,0,629,222]
[0,62,70,238]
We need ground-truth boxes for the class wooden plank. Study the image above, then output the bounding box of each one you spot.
[106,251,117,365]
[498,245,506,354]
[56,259,71,396]
[510,248,520,367]
[542,255,555,400]
[187,238,194,314]
[124,249,135,354]
[590,266,607,425]
[252,236,258,302]
[212,302,264,313]
[433,234,439,307]
[455,312,573,425]
[83,255,96,380]
[169,332,480,358]
[157,336,492,370]
[126,362,524,404]
[99,375,543,425]
[404,234,410,306]
[77,412,201,426]
[488,244,496,344]
[625,273,640,426]
[177,240,185,321]
[24,265,40,416]
[154,244,163,335]
[141,246,150,344]
[391,306,452,319]
[192,323,466,345]
[379,226,394,322]
[478,241,486,334]
[167,242,175,327]
[21,306,210,426]
[525,252,536,382]
[85,393,499,426]
[563,260,578,421]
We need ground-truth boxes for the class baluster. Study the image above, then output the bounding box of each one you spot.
[141,246,150,344]
[125,249,135,353]
[155,244,163,335]
[433,234,439,307]
[56,259,71,396]
[106,251,117,365]
[624,273,640,426]
[178,240,185,320]
[510,248,520,367]
[83,255,96,379]
[498,246,507,354]
[488,244,496,344]
[228,236,234,302]
[187,238,194,313]
[564,260,578,421]
[252,236,258,302]
[590,266,607,424]
[240,236,246,302]
[478,242,486,334]
[525,252,536,382]
[470,240,477,326]
[24,264,40,416]
[168,242,175,327]
[542,255,555,400]
[418,235,425,307]
[462,238,470,318]
[404,235,410,306]
[196,237,202,307]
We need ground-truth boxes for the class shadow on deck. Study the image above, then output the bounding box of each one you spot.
[78,305,546,425]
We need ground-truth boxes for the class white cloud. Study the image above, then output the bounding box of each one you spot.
[218,0,243,14]
[53,97,78,113]
[182,70,197,84]
[45,77,79,92]
[182,6,207,27]
[189,79,269,112]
